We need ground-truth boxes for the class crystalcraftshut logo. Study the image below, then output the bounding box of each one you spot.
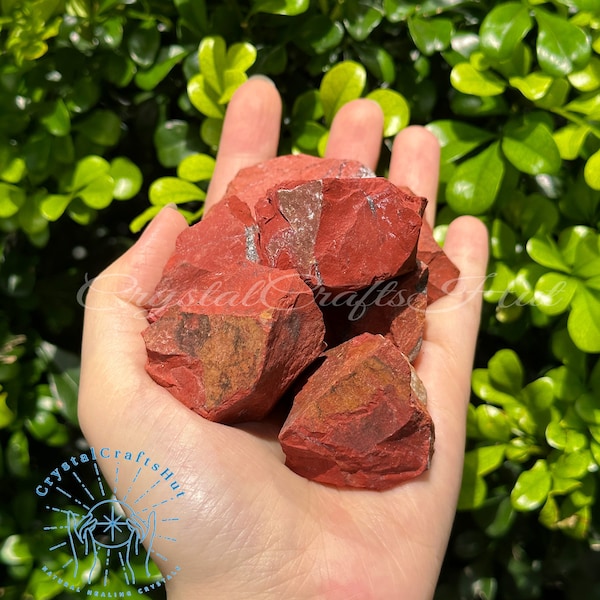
[36,447,184,597]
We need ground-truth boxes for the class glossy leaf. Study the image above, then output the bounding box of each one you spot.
[426,120,495,164]
[488,348,524,394]
[584,149,600,190]
[177,153,216,182]
[343,0,383,42]
[227,42,257,73]
[76,110,121,147]
[568,57,600,92]
[320,61,366,125]
[296,16,345,55]
[575,392,600,425]
[78,174,114,209]
[534,272,577,315]
[446,141,505,214]
[127,21,160,68]
[476,405,512,442]
[0,183,26,217]
[366,89,410,137]
[526,235,570,272]
[109,158,142,200]
[553,124,591,160]
[480,2,533,61]
[149,177,205,206]
[502,119,561,175]
[534,8,592,77]
[511,460,552,511]
[40,99,70,136]
[450,62,506,96]
[356,45,396,83]
[251,0,309,16]
[509,71,554,101]
[408,16,453,55]
[135,45,187,91]
[199,36,226,94]
[568,286,600,352]
[188,74,225,118]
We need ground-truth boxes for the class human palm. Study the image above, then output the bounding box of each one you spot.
[79,77,488,599]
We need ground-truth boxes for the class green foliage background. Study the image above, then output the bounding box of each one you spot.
[1,0,600,598]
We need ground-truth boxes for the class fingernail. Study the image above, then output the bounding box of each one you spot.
[164,203,178,211]
[248,74,276,87]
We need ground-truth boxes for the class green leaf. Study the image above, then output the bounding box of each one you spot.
[553,124,591,160]
[227,42,257,73]
[40,99,70,136]
[126,21,160,68]
[488,348,524,395]
[219,69,248,104]
[135,45,187,91]
[521,377,554,412]
[188,73,225,118]
[446,141,505,214]
[472,369,518,406]
[526,235,570,272]
[0,183,25,217]
[473,444,506,476]
[450,62,506,96]
[502,119,561,175]
[320,61,366,125]
[480,2,533,61]
[356,45,396,83]
[383,0,415,22]
[366,89,410,137]
[110,157,142,200]
[568,285,600,352]
[6,430,29,478]
[296,16,345,55]
[584,149,600,190]
[568,56,600,92]
[458,451,488,510]
[550,449,596,480]
[149,177,205,206]
[76,109,121,147]
[39,193,71,221]
[78,174,114,209]
[534,8,592,77]
[408,16,453,55]
[343,0,383,42]
[534,272,577,315]
[575,392,600,425]
[251,0,309,16]
[199,36,226,94]
[477,405,512,442]
[511,460,552,511]
[565,91,600,118]
[509,71,554,101]
[426,120,495,164]
[177,153,216,182]
[292,120,328,154]
[71,156,110,191]
[130,205,162,234]
[154,120,204,168]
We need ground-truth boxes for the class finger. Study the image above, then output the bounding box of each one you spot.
[78,206,188,428]
[388,126,440,227]
[415,215,489,421]
[205,77,282,212]
[324,99,384,171]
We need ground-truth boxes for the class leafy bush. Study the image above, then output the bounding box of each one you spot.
[1,0,600,598]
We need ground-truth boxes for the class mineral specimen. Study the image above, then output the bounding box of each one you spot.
[143,153,460,489]
[278,333,434,490]
[143,262,325,423]
[254,177,426,291]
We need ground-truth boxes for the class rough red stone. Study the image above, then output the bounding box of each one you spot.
[417,220,460,303]
[223,154,374,215]
[146,196,259,322]
[319,262,428,362]
[143,262,325,423]
[254,178,426,291]
[278,333,434,490]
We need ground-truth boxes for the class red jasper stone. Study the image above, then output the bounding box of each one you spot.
[254,177,426,291]
[278,333,434,490]
[319,262,428,362]
[417,221,460,303]
[223,154,374,215]
[143,262,325,424]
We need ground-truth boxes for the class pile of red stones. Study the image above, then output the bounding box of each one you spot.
[142,154,459,490]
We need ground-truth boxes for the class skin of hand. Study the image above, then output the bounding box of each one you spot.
[78,77,489,600]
